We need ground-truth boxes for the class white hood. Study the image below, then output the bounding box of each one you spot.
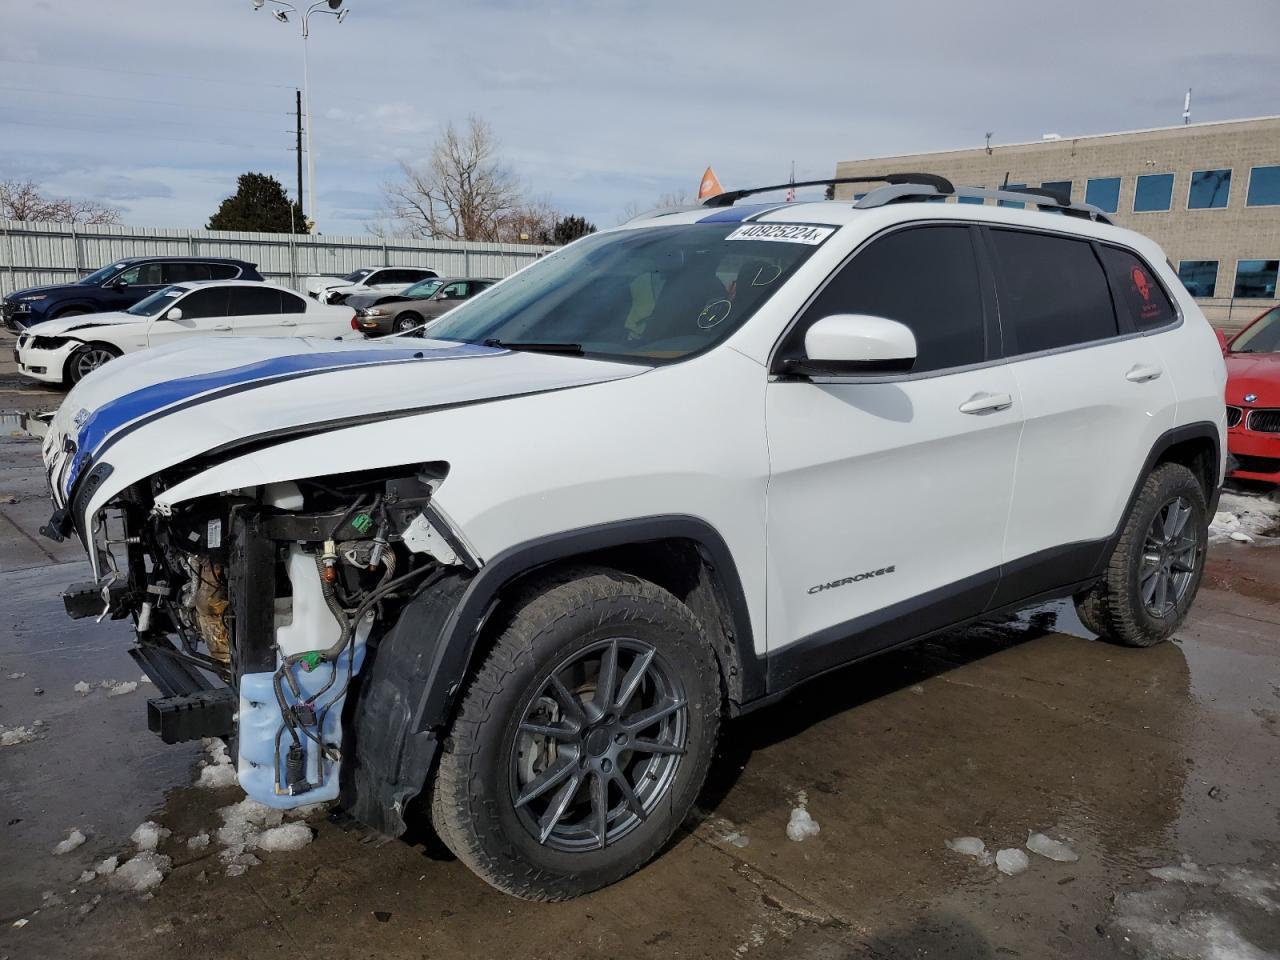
[29,310,141,337]
[45,335,649,512]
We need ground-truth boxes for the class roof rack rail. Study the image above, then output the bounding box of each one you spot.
[701,173,955,208]
[854,183,1114,224]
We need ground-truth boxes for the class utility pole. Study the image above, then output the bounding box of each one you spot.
[295,88,305,224]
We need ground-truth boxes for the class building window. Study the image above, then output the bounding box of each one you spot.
[1246,166,1280,206]
[1041,180,1072,201]
[1133,173,1174,212]
[958,187,985,206]
[1177,260,1219,299]
[998,184,1027,209]
[1085,177,1121,213]
[1188,169,1231,209]
[1234,260,1280,299]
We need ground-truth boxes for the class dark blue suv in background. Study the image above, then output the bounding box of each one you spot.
[2,256,264,331]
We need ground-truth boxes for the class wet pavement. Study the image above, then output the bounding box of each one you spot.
[1,386,1279,959]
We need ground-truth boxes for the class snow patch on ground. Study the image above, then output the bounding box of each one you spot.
[945,836,994,865]
[1,723,39,746]
[996,848,1030,876]
[109,852,171,893]
[255,822,314,853]
[94,855,118,877]
[1114,883,1273,960]
[129,820,170,852]
[786,791,821,842]
[106,680,138,698]
[52,828,87,855]
[1026,831,1079,862]
[195,738,238,788]
[73,680,92,695]
[1210,491,1280,544]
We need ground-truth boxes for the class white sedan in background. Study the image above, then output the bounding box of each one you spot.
[304,266,438,305]
[15,281,354,386]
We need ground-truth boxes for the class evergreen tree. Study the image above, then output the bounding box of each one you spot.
[208,172,304,233]
[553,214,596,245]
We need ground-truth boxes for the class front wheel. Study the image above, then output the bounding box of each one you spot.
[393,313,422,333]
[66,343,121,385]
[430,567,720,900]
[1075,462,1207,647]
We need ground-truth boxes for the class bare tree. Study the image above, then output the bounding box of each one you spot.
[380,117,523,241]
[0,178,121,225]
[617,190,693,224]
[497,194,560,244]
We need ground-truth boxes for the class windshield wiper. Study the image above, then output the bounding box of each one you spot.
[484,339,584,355]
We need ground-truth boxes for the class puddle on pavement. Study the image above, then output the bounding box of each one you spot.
[0,409,54,439]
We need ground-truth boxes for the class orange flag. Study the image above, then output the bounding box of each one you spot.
[698,166,725,200]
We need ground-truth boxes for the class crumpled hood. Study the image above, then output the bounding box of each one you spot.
[303,276,347,296]
[26,310,137,337]
[46,335,648,506]
[1225,352,1280,405]
[346,292,412,311]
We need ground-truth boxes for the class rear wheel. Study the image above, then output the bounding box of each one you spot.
[430,567,720,900]
[66,343,121,384]
[1075,462,1207,647]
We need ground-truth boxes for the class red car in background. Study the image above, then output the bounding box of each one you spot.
[1222,305,1280,483]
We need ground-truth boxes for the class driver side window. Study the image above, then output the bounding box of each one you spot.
[118,263,163,286]
[788,225,990,374]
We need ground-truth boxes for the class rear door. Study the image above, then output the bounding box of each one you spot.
[987,228,1178,604]
[226,286,285,336]
[145,286,233,347]
[764,224,1021,688]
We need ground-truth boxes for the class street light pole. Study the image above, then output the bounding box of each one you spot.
[252,0,348,234]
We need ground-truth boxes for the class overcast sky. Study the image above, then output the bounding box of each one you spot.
[2,0,1278,237]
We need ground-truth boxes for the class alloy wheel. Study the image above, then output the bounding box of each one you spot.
[508,637,687,852]
[1140,495,1200,618]
[74,348,115,380]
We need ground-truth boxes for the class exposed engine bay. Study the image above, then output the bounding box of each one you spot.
[67,464,470,811]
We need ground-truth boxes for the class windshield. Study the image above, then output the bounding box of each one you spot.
[341,269,374,283]
[80,262,128,286]
[126,286,185,317]
[1231,307,1280,354]
[404,278,444,299]
[425,222,832,362]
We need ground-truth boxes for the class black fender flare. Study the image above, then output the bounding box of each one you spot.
[414,514,764,733]
[342,514,762,836]
[1090,420,1223,578]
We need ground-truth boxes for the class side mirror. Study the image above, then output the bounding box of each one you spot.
[111,278,129,291]
[786,314,917,376]
[165,307,183,321]
[1215,328,1229,354]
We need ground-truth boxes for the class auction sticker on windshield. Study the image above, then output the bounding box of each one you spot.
[725,223,834,244]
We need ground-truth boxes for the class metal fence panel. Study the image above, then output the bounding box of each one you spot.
[0,220,555,295]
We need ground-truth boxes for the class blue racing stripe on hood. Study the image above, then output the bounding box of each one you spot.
[64,342,497,497]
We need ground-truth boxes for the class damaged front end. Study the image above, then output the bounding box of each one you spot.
[59,463,474,821]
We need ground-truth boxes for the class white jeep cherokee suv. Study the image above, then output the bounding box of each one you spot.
[41,175,1226,900]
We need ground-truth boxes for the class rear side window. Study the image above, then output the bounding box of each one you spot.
[163,262,211,283]
[794,225,987,373]
[178,287,230,319]
[228,286,282,315]
[280,291,307,313]
[1099,247,1177,330]
[990,229,1117,354]
[208,263,240,280]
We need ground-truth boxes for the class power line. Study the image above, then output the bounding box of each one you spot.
[0,57,295,91]
[0,84,288,117]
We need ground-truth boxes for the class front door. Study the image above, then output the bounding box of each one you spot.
[146,286,233,347]
[764,224,1021,690]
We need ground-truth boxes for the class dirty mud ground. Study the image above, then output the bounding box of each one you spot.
[2,371,1279,958]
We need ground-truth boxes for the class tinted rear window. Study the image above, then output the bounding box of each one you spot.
[1099,247,1177,330]
[990,229,1117,354]
[229,286,282,315]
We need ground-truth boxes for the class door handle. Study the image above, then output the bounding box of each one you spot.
[1125,363,1163,383]
[959,392,1014,415]
[212,324,232,332]
[280,320,299,327]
